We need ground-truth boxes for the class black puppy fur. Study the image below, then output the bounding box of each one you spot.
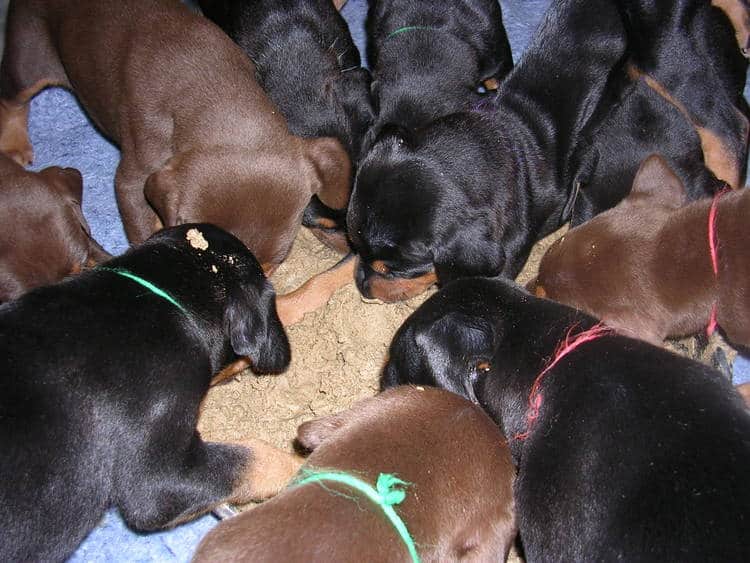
[199,0,373,240]
[348,0,627,299]
[383,277,750,561]
[0,224,290,562]
[366,0,513,135]
[568,0,749,225]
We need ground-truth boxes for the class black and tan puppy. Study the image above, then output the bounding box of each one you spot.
[366,0,513,134]
[0,153,109,302]
[0,224,301,562]
[198,0,374,252]
[348,0,627,302]
[568,0,749,224]
[383,278,750,561]
[194,386,516,562]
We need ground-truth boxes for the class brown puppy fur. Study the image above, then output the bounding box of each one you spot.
[0,153,109,301]
[0,0,350,278]
[533,154,750,348]
[193,386,516,562]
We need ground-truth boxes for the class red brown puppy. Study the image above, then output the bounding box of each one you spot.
[533,154,750,348]
[0,153,109,302]
[0,0,351,300]
[193,386,517,562]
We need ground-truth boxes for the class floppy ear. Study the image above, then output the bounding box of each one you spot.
[39,166,84,201]
[296,394,382,451]
[144,166,181,227]
[629,154,687,208]
[224,280,291,374]
[435,231,508,283]
[303,136,352,210]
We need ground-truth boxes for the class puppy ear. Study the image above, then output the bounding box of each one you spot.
[303,136,352,210]
[224,280,291,374]
[296,413,348,451]
[296,394,382,451]
[629,154,687,208]
[39,166,84,201]
[435,233,508,283]
[144,166,181,227]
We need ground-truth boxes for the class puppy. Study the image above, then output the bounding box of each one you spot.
[0,153,109,301]
[0,223,301,562]
[366,0,513,134]
[198,0,374,252]
[0,0,350,274]
[568,0,749,225]
[383,277,750,561]
[533,154,750,348]
[347,0,627,302]
[193,385,516,562]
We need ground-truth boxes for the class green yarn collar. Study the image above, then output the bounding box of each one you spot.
[99,267,186,313]
[293,470,420,562]
[386,25,438,39]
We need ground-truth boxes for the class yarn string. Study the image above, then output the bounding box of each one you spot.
[706,187,730,336]
[386,25,438,39]
[98,267,186,313]
[514,322,612,441]
[293,470,420,563]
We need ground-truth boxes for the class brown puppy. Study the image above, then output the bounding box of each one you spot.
[533,154,750,348]
[0,153,109,302]
[0,0,350,278]
[193,386,517,562]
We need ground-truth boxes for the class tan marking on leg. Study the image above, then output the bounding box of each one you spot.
[229,438,303,503]
[712,0,750,55]
[632,65,743,187]
[0,79,63,165]
[210,357,251,386]
[275,254,356,326]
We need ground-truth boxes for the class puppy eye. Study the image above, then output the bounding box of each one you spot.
[370,260,390,276]
[475,360,491,373]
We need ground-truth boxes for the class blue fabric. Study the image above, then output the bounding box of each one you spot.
[22,0,749,560]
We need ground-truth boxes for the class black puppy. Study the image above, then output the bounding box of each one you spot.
[199,0,373,251]
[383,277,750,561]
[347,0,627,302]
[568,0,749,224]
[0,224,301,562]
[366,0,513,134]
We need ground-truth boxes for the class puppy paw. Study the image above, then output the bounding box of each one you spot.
[229,438,303,503]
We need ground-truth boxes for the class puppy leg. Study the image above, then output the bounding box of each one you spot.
[118,434,301,531]
[275,254,356,326]
[0,6,69,165]
[115,158,163,244]
[713,0,750,55]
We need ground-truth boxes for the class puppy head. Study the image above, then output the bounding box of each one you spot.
[0,164,110,302]
[145,140,350,269]
[348,114,510,302]
[533,154,687,313]
[139,223,290,374]
[382,277,587,431]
